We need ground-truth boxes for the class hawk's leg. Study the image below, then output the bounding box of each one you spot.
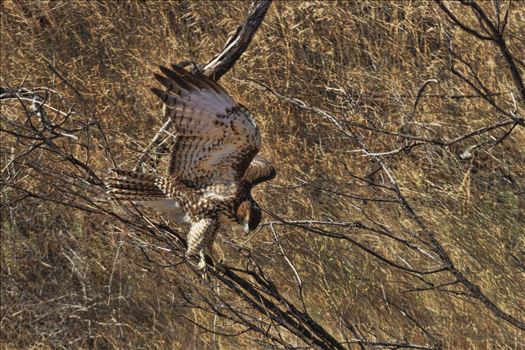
[197,250,207,270]
[205,228,225,272]
[186,216,219,272]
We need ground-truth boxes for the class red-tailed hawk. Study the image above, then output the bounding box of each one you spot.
[107,65,276,269]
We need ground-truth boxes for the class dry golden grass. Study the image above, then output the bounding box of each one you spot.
[1,1,524,349]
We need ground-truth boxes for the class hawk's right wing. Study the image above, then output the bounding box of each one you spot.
[242,156,276,187]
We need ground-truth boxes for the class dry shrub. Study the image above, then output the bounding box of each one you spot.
[1,1,524,349]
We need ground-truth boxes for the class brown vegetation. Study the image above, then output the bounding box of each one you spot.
[1,1,524,349]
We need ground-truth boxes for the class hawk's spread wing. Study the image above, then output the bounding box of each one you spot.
[151,65,261,187]
[242,156,276,187]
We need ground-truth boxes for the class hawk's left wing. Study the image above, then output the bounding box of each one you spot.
[151,65,261,187]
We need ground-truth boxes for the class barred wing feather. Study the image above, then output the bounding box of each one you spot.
[242,156,276,187]
[151,65,261,187]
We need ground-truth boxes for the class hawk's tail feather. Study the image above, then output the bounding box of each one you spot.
[106,169,169,201]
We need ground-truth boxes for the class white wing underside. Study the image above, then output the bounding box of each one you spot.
[137,199,189,223]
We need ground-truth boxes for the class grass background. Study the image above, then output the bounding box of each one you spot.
[1,0,524,349]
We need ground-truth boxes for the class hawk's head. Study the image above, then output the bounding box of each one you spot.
[236,200,262,234]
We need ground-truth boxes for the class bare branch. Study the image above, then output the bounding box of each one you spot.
[254,81,525,331]
[133,0,272,170]
[201,0,272,80]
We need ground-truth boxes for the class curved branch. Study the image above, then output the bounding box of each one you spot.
[202,0,272,81]
[134,0,271,170]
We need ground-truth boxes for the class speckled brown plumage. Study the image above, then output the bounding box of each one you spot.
[107,66,276,268]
